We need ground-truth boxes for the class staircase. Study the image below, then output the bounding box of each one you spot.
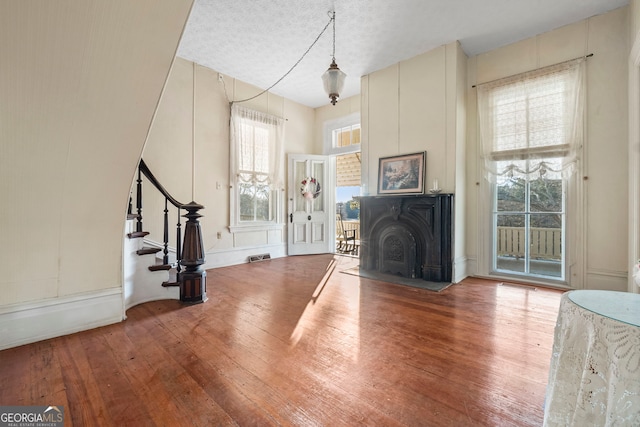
[124,216,179,310]
[123,160,207,310]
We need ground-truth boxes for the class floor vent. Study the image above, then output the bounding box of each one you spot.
[249,253,271,263]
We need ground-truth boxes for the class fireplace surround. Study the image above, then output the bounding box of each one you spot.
[359,194,453,282]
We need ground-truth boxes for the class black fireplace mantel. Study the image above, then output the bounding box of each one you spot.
[359,194,453,282]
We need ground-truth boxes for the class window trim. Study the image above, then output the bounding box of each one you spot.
[475,62,586,288]
[491,159,567,282]
[323,112,361,156]
[229,106,284,232]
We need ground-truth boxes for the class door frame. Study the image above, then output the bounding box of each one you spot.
[287,154,335,255]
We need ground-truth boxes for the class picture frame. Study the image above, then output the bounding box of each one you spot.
[378,151,426,195]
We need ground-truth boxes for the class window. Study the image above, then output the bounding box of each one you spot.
[323,113,361,156]
[477,59,585,282]
[230,104,284,228]
[494,158,565,278]
[323,113,362,240]
[333,123,361,148]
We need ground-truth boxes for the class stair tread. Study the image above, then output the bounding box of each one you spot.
[162,281,180,287]
[128,231,149,239]
[148,264,172,272]
[137,247,162,255]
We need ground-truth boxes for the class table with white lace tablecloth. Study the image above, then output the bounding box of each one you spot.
[543,290,640,426]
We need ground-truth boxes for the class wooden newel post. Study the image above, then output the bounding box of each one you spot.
[179,201,207,304]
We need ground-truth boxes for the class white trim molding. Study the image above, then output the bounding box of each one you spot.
[628,29,640,293]
[453,256,469,283]
[0,288,123,351]
[204,243,286,269]
[586,269,629,292]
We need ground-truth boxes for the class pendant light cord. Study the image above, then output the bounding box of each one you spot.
[231,12,335,104]
[331,11,336,61]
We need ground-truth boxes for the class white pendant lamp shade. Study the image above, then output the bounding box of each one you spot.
[322,59,346,105]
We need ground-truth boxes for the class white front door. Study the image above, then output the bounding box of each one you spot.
[287,154,334,255]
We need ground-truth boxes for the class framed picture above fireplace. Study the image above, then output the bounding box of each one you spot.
[377,151,426,194]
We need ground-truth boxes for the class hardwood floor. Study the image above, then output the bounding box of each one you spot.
[0,254,564,426]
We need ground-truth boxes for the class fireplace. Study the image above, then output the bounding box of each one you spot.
[360,194,453,282]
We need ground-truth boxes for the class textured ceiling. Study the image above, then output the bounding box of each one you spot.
[177,0,627,108]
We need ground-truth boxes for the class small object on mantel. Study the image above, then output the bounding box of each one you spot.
[430,178,441,193]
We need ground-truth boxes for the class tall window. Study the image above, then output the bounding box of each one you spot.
[477,59,585,281]
[230,104,284,226]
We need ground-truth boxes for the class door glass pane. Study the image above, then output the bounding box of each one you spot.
[294,160,307,212]
[496,214,525,273]
[530,213,562,277]
[311,161,324,212]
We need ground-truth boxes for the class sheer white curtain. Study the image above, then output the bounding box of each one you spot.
[477,59,586,182]
[230,103,285,191]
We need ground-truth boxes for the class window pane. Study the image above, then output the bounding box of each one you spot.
[333,124,361,148]
[239,179,272,222]
[530,159,563,213]
[496,214,525,273]
[530,179,562,213]
[352,127,361,144]
[530,214,562,277]
[239,182,255,221]
[254,181,271,221]
[496,176,525,212]
[254,127,269,174]
[336,129,350,147]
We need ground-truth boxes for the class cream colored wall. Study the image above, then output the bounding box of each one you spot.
[314,95,361,154]
[453,43,468,281]
[466,7,629,290]
[0,0,192,305]
[0,0,193,348]
[632,0,640,38]
[360,41,467,279]
[361,42,464,196]
[142,57,315,266]
[629,0,640,293]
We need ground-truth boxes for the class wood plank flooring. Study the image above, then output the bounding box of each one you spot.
[0,254,564,426]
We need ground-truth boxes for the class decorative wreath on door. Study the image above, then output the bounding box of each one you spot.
[300,177,321,200]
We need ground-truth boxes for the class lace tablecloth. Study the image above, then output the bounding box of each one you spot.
[543,290,640,426]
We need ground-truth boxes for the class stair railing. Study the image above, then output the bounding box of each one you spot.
[133,159,206,304]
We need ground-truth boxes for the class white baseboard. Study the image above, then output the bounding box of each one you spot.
[585,269,628,292]
[203,244,287,269]
[465,257,478,277]
[144,237,287,270]
[0,288,123,351]
[453,256,469,283]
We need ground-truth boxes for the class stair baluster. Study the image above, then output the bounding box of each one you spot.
[176,209,182,275]
[162,198,169,265]
[136,168,143,232]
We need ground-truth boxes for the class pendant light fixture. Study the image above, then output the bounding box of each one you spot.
[233,11,345,106]
[321,11,346,105]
